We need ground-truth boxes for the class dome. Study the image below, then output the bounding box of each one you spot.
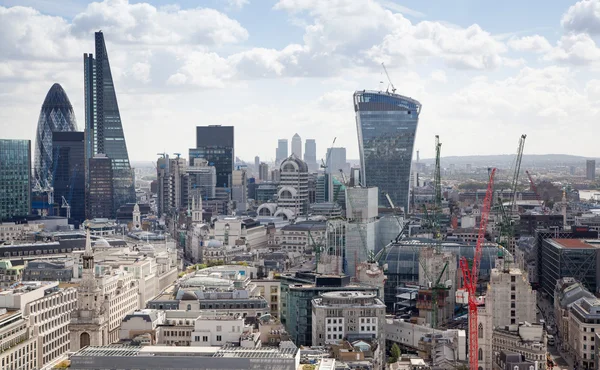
[206,239,223,248]
[179,291,198,301]
[280,155,308,173]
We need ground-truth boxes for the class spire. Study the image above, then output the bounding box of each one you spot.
[84,224,93,257]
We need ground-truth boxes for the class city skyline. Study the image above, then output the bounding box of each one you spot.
[0,0,598,162]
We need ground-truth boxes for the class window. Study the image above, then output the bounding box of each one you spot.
[511,294,515,300]
[478,348,483,361]
[202,336,208,342]
[217,326,222,332]
[216,335,222,341]
[478,323,483,339]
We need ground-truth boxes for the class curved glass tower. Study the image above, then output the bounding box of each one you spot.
[354,90,421,213]
[33,83,78,186]
[85,31,135,214]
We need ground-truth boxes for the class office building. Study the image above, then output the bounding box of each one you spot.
[187,158,217,200]
[33,83,78,188]
[259,162,269,181]
[255,183,278,203]
[0,281,77,370]
[23,259,75,282]
[156,155,187,217]
[277,156,309,218]
[231,169,248,212]
[345,187,378,277]
[587,159,596,181]
[52,131,85,223]
[312,291,385,367]
[304,139,317,172]
[87,154,114,218]
[326,147,347,174]
[276,139,288,164]
[354,90,421,213]
[254,156,260,170]
[0,140,31,221]
[84,31,136,211]
[554,278,594,351]
[190,125,234,188]
[569,297,600,369]
[291,133,302,158]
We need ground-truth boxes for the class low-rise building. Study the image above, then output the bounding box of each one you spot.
[492,323,547,370]
[554,277,594,350]
[22,259,74,282]
[494,350,539,370]
[0,260,24,286]
[251,279,281,318]
[568,297,600,369]
[276,221,326,253]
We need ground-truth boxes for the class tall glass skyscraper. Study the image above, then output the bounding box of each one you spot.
[33,83,78,187]
[0,140,31,220]
[190,126,234,188]
[354,90,422,213]
[53,132,85,224]
[84,31,135,212]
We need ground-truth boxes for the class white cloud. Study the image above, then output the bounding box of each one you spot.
[167,51,233,88]
[130,62,151,83]
[429,70,447,83]
[508,35,552,53]
[224,0,249,11]
[72,0,248,46]
[561,0,600,35]
[544,33,600,65]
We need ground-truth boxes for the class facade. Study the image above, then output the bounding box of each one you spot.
[0,260,23,286]
[345,187,379,277]
[187,157,217,200]
[33,83,78,187]
[569,297,600,369]
[304,139,317,171]
[0,140,31,221]
[276,221,327,253]
[291,133,302,158]
[23,259,74,282]
[84,31,136,211]
[354,90,421,213]
[487,262,537,327]
[554,278,594,350]
[312,291,386,367]
[87,154,114,218]
[231,169,248,212]
[587,159,596,181]
[52,131,85,223]
[156,155,187,217]
[492,324,547,370]
[0,281,77,370]
[276,139,288,164]
[277,155,309,218]
[191,125,234,188]
[494,351,540,370]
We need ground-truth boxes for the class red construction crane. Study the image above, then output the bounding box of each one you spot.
[526,170,547,213]
[459,167,496,370]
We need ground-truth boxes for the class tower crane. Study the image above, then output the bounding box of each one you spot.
[61,196,71,219]
[525,170,547,213]
[459,167,496,370]
[509,134,527,215]
[381,62,397,94]
[500,134,526,257]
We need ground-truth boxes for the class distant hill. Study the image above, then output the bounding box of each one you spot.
[418,154,597,167]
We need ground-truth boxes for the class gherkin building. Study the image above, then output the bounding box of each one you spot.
[33,83,78,186]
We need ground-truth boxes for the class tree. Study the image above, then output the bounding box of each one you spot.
[389,343,401,363]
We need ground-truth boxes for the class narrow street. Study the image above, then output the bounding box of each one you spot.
[537,292,575,370]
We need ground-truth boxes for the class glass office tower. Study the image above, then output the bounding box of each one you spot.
[190,126,234,188]
[33,83,78,187]
[0,140,31,220]
[52,132,85,224]
[354,90,422,213]
[84,31,135,212]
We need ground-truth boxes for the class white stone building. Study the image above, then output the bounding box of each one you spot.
[277,155,309,218]
[191,311,247,346]
[251,279,281,318]
[487,261,536,328]
[568,297,600,369]
[311,291,386,368]
[69,228,140,351]
[492,323,547,370]
[202,239,247,264]
[0,281,77,369]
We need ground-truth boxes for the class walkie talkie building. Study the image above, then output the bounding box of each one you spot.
[354,90,421,213]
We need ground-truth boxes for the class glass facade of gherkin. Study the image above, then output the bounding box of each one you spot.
[33,83,78,187]
[354,90,421,213]
[85,31,135,215]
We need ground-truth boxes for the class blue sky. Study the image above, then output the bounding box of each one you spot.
[0,0,599,162]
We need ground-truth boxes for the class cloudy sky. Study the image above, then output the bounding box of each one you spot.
[1,0,599,162]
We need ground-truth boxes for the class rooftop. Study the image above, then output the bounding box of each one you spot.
[549,239,600,249]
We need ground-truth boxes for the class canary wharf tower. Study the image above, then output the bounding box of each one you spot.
[354,90,421,214]
[84,31,135,212]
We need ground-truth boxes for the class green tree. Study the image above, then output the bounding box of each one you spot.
[389,343,401,363]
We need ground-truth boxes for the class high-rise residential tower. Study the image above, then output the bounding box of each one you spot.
[84,31,136,212]
[190,125,234,188]
[53,132,85,224]
[304,139,317,171]
[587,159,596,181]
[292,133,302,158]
[34,83,78,187]
[276,139,288,164]
[354,90,422,213]
[0,140,31,220]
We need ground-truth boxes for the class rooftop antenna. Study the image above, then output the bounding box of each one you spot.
[381,62,396,94]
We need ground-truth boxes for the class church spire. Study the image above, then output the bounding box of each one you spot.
[83,222,94,270]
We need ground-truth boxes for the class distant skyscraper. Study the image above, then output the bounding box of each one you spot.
[190,125,234,188]
[84,31,135,212]
[304,139,317,171]
[254,156,260,169]
[87,154,114,218]
[53,132,85,224]
[587,159,596,181]
[292,133,302,158]
[326,147,347,174]
[354,90,422,213]
[276,139,288,164]
[34,83,78,187]
[0,140,31,220]
[156,155,187,217]
[259,162,269,181]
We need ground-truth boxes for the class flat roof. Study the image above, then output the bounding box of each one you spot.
[550,239,597,249]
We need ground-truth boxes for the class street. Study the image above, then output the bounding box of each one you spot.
[537,292,575,370]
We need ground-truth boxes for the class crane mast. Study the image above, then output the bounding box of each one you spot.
[459,168,496,370]
[510,134,527,214]
[381,62,397,94]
